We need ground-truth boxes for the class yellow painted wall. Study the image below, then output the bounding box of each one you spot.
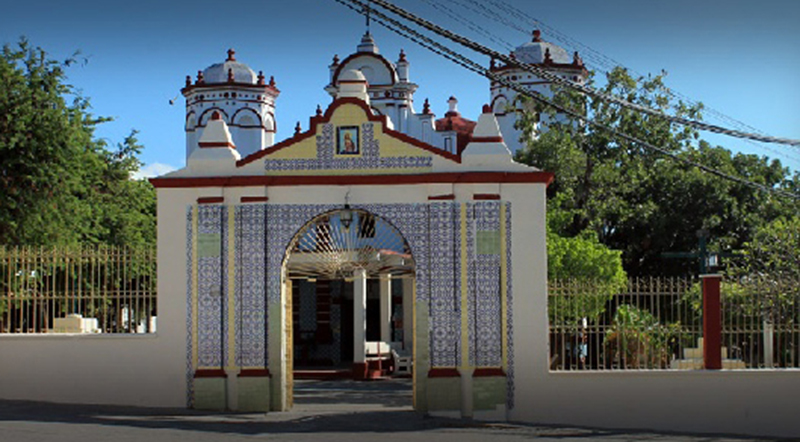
[263,103,435,175]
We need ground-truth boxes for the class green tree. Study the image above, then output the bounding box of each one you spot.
[516,67,799,276]
[0,39,154,247]
[547,225,627,326]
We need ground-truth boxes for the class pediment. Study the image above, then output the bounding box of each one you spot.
[237,98,459,175]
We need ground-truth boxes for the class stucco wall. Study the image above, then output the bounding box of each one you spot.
[516,370,800,439]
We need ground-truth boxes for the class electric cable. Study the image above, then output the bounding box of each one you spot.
[364,0,800,147]
[335,0,800,200]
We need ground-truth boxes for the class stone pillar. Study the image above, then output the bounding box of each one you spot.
[353,269,368,379]
[379,274,392,343]
[702,274,722,370]
[402,277,414,351]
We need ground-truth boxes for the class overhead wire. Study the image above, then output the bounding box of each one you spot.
[452,0,800,161]
[334,0,800,201]
[373,0,800,148]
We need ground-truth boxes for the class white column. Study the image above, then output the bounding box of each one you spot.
[379,274,392,343]
[402,277,414,351]
[353,269,367,363]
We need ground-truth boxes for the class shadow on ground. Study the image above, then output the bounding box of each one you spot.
[0,379,775,441]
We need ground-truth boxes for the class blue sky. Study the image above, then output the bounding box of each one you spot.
[2,0,798,176]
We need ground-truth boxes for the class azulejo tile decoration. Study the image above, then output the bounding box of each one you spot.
[428,203,460,368]
[187,200,514,410]
[185,208,194,407]
[263,123,433,172]
[196,205,227,369]
[505,201,515,410]
[472,201,502,368]
[234,205,268,368]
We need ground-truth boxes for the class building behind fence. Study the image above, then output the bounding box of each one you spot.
[549,275,800,371]
[0,246,156,334]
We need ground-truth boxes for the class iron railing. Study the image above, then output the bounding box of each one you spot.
[0,246,156,334]
[549,275,800,370]
[720,274,800,368]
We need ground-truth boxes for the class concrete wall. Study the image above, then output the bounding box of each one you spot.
[515,370,800,439]
[0,334,185,407]
[0,185,192,408]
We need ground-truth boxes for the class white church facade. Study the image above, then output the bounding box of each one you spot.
[152,34,554,414]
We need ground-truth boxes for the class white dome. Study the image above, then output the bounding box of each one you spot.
[513,31,571,65]
[338,69,367,83]
[202,50,257,84]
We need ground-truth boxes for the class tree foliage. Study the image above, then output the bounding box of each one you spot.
[516,67,799,276]
[0,39,155,247]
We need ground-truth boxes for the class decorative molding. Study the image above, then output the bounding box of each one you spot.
[151,171,555,188]
[428,194,456,200]
[240,196,269,203]
[194,369,228,378]
[197,197,224,204]
[235,97,460,167]
[473,367,506,377]
[427,368,461,378]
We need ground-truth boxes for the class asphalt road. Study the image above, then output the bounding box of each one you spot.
[0,379,782,442]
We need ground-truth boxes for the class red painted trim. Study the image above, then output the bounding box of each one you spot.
[194,369,227,378]
[332,53,398,86]
[197,197,224,204]
[198,108,229,126]
[428,194,456,200]
[470,136,504,143]
[236,97,460,167]
[199,142,236,149]
[240,196,269,203]
[231,107,263,127]
[702,274,722,370]
[237,368,270,377]
[150,171,555,189]
[473,194,501,200]
[427,368,461,378]
[473,367,506,377]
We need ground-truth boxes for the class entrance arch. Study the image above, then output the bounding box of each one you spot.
[186,201,514,415]
[281,208,416,407]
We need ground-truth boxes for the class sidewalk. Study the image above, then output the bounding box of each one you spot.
[0,379,781,442]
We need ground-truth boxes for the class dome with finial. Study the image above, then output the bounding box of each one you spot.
[513,30,571,65]
[201,49,258,84]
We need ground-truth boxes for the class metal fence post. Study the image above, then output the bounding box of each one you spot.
[702,274,722,370]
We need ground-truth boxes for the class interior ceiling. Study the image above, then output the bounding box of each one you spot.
[285,209,415,280]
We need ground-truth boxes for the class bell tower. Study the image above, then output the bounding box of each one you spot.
[181,49,280,160]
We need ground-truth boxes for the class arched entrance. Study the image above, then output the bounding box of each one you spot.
[281,208,416,408]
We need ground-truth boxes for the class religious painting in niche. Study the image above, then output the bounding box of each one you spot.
[336,126,360,155]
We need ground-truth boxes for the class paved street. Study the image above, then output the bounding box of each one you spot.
[0,379,783,442]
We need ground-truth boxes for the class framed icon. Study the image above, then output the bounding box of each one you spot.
[336,126,360,155]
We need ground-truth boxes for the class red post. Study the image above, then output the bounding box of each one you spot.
[702,274,722,370]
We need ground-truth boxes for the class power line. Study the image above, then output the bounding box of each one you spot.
[458,0,800,162]
[364,0,800,148]
[334,0,800,201]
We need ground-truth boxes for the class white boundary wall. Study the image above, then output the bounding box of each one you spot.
[513,370,800,439]
[0,333,185,407]
[0,195,188,408]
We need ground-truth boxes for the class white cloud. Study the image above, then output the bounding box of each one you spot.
[132,162,178,180]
